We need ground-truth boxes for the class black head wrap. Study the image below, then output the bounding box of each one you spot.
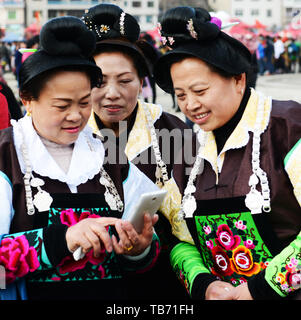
[19,16,102,91]
[154,7,251,93]
[82,3,159,77]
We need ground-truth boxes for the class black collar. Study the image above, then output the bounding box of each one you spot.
[213,87,251,155]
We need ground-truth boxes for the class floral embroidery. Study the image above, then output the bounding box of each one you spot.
[215,224,240,251]
[273,257,301,294]
[230,246,261,277]
[58,208,107,275]
[0,235,40,284]
[211,245,233,277]
[195,212,273,285]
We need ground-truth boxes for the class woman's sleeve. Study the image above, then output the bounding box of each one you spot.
[0,224,70,286]
[117,232,160,273]
[0,174,70,286]
[170,242,217,300]
[248,138,301,299]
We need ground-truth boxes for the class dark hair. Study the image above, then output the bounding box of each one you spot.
[160,7,220,47]
[82,3,159,77]
[19,16,102,99]
[20,65,94,101]
[154,6,251,93]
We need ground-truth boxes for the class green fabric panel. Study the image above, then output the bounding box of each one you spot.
[170,242,210,295]
[265,231,301,297]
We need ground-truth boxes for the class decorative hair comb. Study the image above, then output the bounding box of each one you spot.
[120,12,126,35]
[187,19,198,40]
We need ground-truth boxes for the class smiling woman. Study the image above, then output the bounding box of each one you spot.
[0,15,161,300]
[154,6,301,301]
[82,3,194,300]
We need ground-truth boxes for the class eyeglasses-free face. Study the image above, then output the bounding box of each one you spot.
[170,57,246,132]
[23,70,92,145]
[91,51,143,134]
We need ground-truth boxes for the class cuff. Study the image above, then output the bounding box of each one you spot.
[248,270,283,300]
[122,245,151,261]
[190,273,219,300]
[43,224,70,266]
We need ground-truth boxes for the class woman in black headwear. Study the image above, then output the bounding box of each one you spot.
[82,3,193,300]
[154,6,301,300]
[0,16,159,300]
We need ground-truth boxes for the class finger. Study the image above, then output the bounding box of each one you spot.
[84,230,102,258]
[94,217,119,227]
[90,223,113,253]
[111,234,124,255]
[141,213,154,240]
[152,213,159,226]
[120,220,139,246]
[78,237,93,254]
[115,220,132,249]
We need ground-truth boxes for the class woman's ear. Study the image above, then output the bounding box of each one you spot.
[21,98,32,115]
[234,73,247,95]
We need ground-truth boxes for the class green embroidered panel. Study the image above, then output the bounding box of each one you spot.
[194,212,273,286]
[265,233,301,297]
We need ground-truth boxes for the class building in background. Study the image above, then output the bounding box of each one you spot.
[0,0,25,41]
[25,0,159,32]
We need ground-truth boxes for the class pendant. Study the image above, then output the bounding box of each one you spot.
[105,190,117,211]
[33,190,53,212]
[30,177,45,188]
[99,176,110,187]
[182,195,196,218]
[184,185,196,196]
[245,189,263,215]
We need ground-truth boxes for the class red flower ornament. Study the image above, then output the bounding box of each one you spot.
[230,246,261,277]
[215,224,241,251]
[0,235,40,284]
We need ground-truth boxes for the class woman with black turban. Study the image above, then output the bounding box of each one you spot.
[0,16,159,300]
[82,3,195,300]
[154,6,301,300]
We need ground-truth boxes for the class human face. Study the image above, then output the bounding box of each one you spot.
[91,52,143,131]
[24,71,92,145]
[170,57,246,132]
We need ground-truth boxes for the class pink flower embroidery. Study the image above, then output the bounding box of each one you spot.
[0,235,40,284]
[244,239,255,250]
[206,240,214,250]
[203,225,212,235]
[215,224,240,251]
[58,208,107,275]
[235,220,246,230]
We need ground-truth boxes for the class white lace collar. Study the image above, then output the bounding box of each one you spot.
[11,115,105,187]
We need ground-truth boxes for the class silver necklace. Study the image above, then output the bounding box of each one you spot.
[19,125,123,215]
[180,91,271,220]
[141,102,169,187]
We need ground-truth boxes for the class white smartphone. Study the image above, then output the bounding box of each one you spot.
[122,189,167,233]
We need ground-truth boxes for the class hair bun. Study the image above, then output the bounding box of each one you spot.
[40,16,96,57]
[159,6,220,48]
[82,3,140,43]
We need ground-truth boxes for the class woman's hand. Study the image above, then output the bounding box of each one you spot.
[205,281,253,300]
[220,282,253,300]
[112,213,159,256]
[65,217,118,258]
[205,280,235,300]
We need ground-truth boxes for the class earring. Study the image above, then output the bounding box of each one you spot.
[26,111,31,116]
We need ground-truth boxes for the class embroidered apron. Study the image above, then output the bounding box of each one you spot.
[185,196,280,286]
[29,192,122,283]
